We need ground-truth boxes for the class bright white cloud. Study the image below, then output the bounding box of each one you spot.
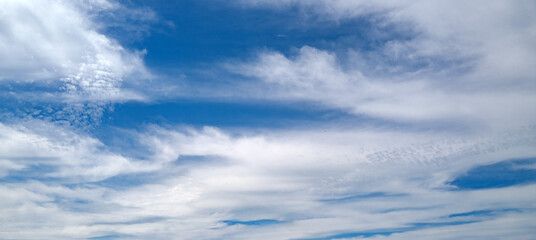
[0,0,149,102]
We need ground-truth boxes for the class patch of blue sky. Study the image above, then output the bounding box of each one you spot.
[88,234,133,240]
[114,0,381,67]
[171,154,226,166]
[0,94,111,128]
[0,92,56,120]
[90,126,155,161]
[107,0,440,87]
[298,221,478,240]
[92,216,168,226]
[298,231,395,240]
[51,198,100,213]
[0,0,471,135]
[448,158,536,190]
[51,194,128,214]
[0,162,58,183]
[1,1,534,239]
[222,219,284,226]
[80,0,476,137]
[0,161,159,190]
[378,206,440,214]
[91,171,176,190]
[99,100,357,129]
[448,208,521,218]
[319,192,408,203]
[94,100,463,150]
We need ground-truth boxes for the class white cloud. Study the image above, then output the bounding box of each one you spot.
[1,1,535,239]
[105,125,536,239]
[0,159,25,178]
[366,211,536,240]
[1,121,535,239]
[229,1,536,130]
[0,120,158,182]
[233,46,536,129]
[0,0,150,102]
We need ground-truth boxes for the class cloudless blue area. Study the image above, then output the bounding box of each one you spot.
[94,217,168,225]
[298,221,477,240]
[379,206,438,214]
[448,208,520,218]
[115,0,383,69]
[102,100,355,129]
[449,158,536,190]
[223,219,284,226]
[320,192,407,203]
[91,171,176,190]
[448,210,495,218]
[88,234,132,240]
[300,231,394,240]
[0,162,58,183]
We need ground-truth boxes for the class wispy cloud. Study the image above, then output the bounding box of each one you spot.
[1,1,535,239]
[225,0,536,131]
[1,121,535,239]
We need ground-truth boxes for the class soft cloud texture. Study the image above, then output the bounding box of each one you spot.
[1,1,535,239]
[0,121,158,182]
[0,0,156,127]
[234,46,536,129]
[2,122,536,239]
[0,0,149,102]
[230,0,536,130]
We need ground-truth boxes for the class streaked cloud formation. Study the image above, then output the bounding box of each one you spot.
[1,0,535,239]
[232,0,536,128]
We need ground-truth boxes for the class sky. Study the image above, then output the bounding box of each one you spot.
[0,0,536,239]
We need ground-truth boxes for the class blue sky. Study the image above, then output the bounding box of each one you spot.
[1,0,536,239]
